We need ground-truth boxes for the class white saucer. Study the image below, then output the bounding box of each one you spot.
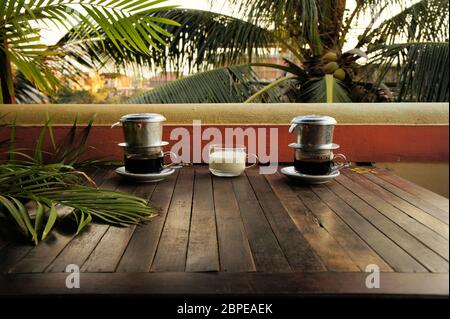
[118,142,169,148]
[115,166,175,183]
[280,166,340,184]
[288,143,340,150]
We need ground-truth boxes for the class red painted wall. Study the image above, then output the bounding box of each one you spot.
[0,124,448,163]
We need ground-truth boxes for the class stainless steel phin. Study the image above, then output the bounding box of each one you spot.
[288,115,337,150]
[112,113,166,147]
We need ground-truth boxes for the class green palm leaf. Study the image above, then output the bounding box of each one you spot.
[398,43,449,102]
[367,0,449,44]
[298,76,352,103]
[129,65,286,103]
[60,8,275,73]
[0,0,178,103]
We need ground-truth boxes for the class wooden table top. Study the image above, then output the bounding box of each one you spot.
[1,166,448,297]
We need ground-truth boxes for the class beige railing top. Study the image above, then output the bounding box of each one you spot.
[0,103,449,125]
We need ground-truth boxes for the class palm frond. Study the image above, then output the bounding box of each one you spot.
[0,117,155,245]
[13,70,49,104]
[0,0,177,103]
[60,8,275,73]
[369,42,449,102]
[0,164,154,244]
[298,76,352,103]
[128,65,286,103]
[367,0,449,44]
[398,43,449,102]
[228,0,322,54]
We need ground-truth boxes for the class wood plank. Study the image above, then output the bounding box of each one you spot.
[231,174,292,272]
[1,273,448,297]
[79,176,147,273]
[265,173,368,272]
[336,173,449,261]
[45,169,120,272]
[0,245,33,274]
[310,184,428,273]
[186,167,220,272]
[81,226,135,272]
[46,224,109,272]
[151,167,195,272]
[376,169,449,213]
[213,176,255,272]
[116,170,179,272]
[364,172,449,224]
[344,170,449,239]
[290,181,393,272]
[246,169,326,272]
[327,181,448,273]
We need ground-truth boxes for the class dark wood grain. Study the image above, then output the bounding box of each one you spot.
[232,174,292,272]
[1,273,447,297]
[265,173,365,272]
[81,226,135,272]
[376,170,449,213]
[0,165,448,297]
[344,170,449,239]
[45,169,118,272]
[246,169,326,272]
[151,167,195,272]
[0,245,33,274]
[336,173,449,261]
[290,182,393,272]
[311,184,428,273]
[116,170,179,272]
[80,175,153,273]
[186,167,220,272]
[46,224,109,272]
[327,181,448,273]
[213,176,255,272]
[10,224,76,273]
[364,172,449,224]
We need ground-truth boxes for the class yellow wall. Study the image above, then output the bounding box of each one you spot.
[0,103,448,125]
[376,162,449,198]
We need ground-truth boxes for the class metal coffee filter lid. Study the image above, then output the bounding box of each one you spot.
[290,115,337,125]
[120,113,166,123]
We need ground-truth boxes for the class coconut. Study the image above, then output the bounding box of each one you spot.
[333,68,346,81]
[323,62,339,74]
[322,51,338,62]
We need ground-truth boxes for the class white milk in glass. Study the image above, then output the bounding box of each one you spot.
[209,149,247,177]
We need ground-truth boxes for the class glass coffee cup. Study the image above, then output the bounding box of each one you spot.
[209,145,258,177]
[294,152,348,176]
[124,150,177,174]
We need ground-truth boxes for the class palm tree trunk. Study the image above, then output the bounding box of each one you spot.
[320,0,346,50]
[0,42,16,104]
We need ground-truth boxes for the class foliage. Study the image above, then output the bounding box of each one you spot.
[0,0,179,104]
[50,86,97,104]
[132,0,449,103]
[0,117,155,245]
[129,65,297,103]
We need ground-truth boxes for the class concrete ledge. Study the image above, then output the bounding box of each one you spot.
[1,103,449,125]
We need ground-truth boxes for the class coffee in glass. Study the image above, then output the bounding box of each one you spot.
[294,154,348,176]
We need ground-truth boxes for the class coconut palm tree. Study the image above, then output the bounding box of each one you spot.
[128,0,449,103]
[0,0,179,104]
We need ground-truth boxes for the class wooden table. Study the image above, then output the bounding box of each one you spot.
[0,166,448,297]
